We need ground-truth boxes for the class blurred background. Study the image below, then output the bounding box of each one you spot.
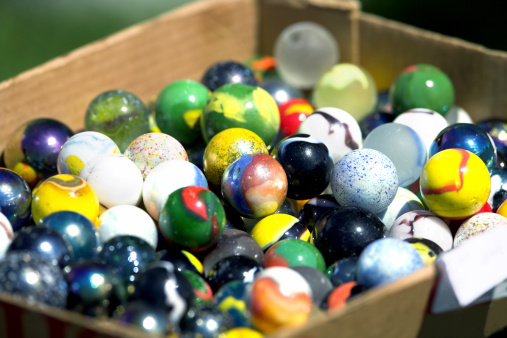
[1,0,505,82]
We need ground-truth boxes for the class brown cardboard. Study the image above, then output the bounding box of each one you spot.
[1,0,507,337]
[271,264,437,338]
[0,292,151,338]
[358,13,507,121]
[0,0,258,151]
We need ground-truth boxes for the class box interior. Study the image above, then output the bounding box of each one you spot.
[1,0,506,336]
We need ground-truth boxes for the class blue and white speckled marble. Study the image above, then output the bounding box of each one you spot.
[331,148,398,214]
[356,237,424,288]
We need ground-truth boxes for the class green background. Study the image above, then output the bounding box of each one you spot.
[0,0,504,82]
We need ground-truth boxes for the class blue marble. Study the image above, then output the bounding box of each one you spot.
[66,261,125,317]
[4,118,74,177]
[99,235,157,291]
[0,251,68,308]
[214,280,250,327]
[356,238,424,288]
[331,148,399,214]
[7,226,74,268]
[39,211,99,261]
[260,78,304,106]
[489,168,507,211]
[0,168,32,231]
[327,256,358,287]
[477,118,507,169]
[201,60,258,91]
[429,123,497,173]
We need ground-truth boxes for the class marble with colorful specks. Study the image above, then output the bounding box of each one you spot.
[124,133,187,180]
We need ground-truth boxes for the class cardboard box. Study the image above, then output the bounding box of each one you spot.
[1,0,506,337]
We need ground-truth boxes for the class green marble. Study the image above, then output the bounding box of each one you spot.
[201,83,280,145]
[389,64,455,116]
[85,89,151,152]
[155,80,210,146]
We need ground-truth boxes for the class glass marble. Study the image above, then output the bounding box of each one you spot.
[0,251,68,308]
[389,64,455,116]
[202,229,264,276]
[0,168,32,231]
[376,187,425,232]
[314,63,377,122]
[158,186,225,252]
[356,238,424,288]
[331,149,398,214]
[274,21,338,89]
[214,280,251,328]
[297,194,340,232]
[99,235,157,293]
[31,174,100,224]
[363,123,427,187]
[66,261,125,318]
[263,238,326,273]
[181,270,214,306]
[291,265,333,306]
[0,213,13,259]
[97,205,158,249]
[39,211,99,262]
[260,78,304,106]
[114,300,174,335]
[180,304,235,336]
[271,134,334,200]
[203,128,268,192]
[429,123,497,174]
[454,212,507,247]
[393,108,449,152]
[85,89,151,152]
[124,132,188,179]
[250,214,310,251]
[326,257,358,287]
[404,237,443,265]
[207,255,263,293]
[312,206,385,265]
[247,267,313,333]
[297,107,362,163]
[277,98,314,137]
[129,261,195,326]
[7,226,74,268]
[477,118,507,169]
[419,149,490,219]
[222,153,288,219]
[57,131,120,176]
[488,168,507,211]
[79,153,143,208]
[4,118,74,180]
[154,79,210,146]
[201,60,258,91]
[389,210,453,251]
[159,247,204,275]
[143,159,208,221]
[201,83,280,146]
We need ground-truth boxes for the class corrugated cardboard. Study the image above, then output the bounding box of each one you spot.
[1,0,507,337]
